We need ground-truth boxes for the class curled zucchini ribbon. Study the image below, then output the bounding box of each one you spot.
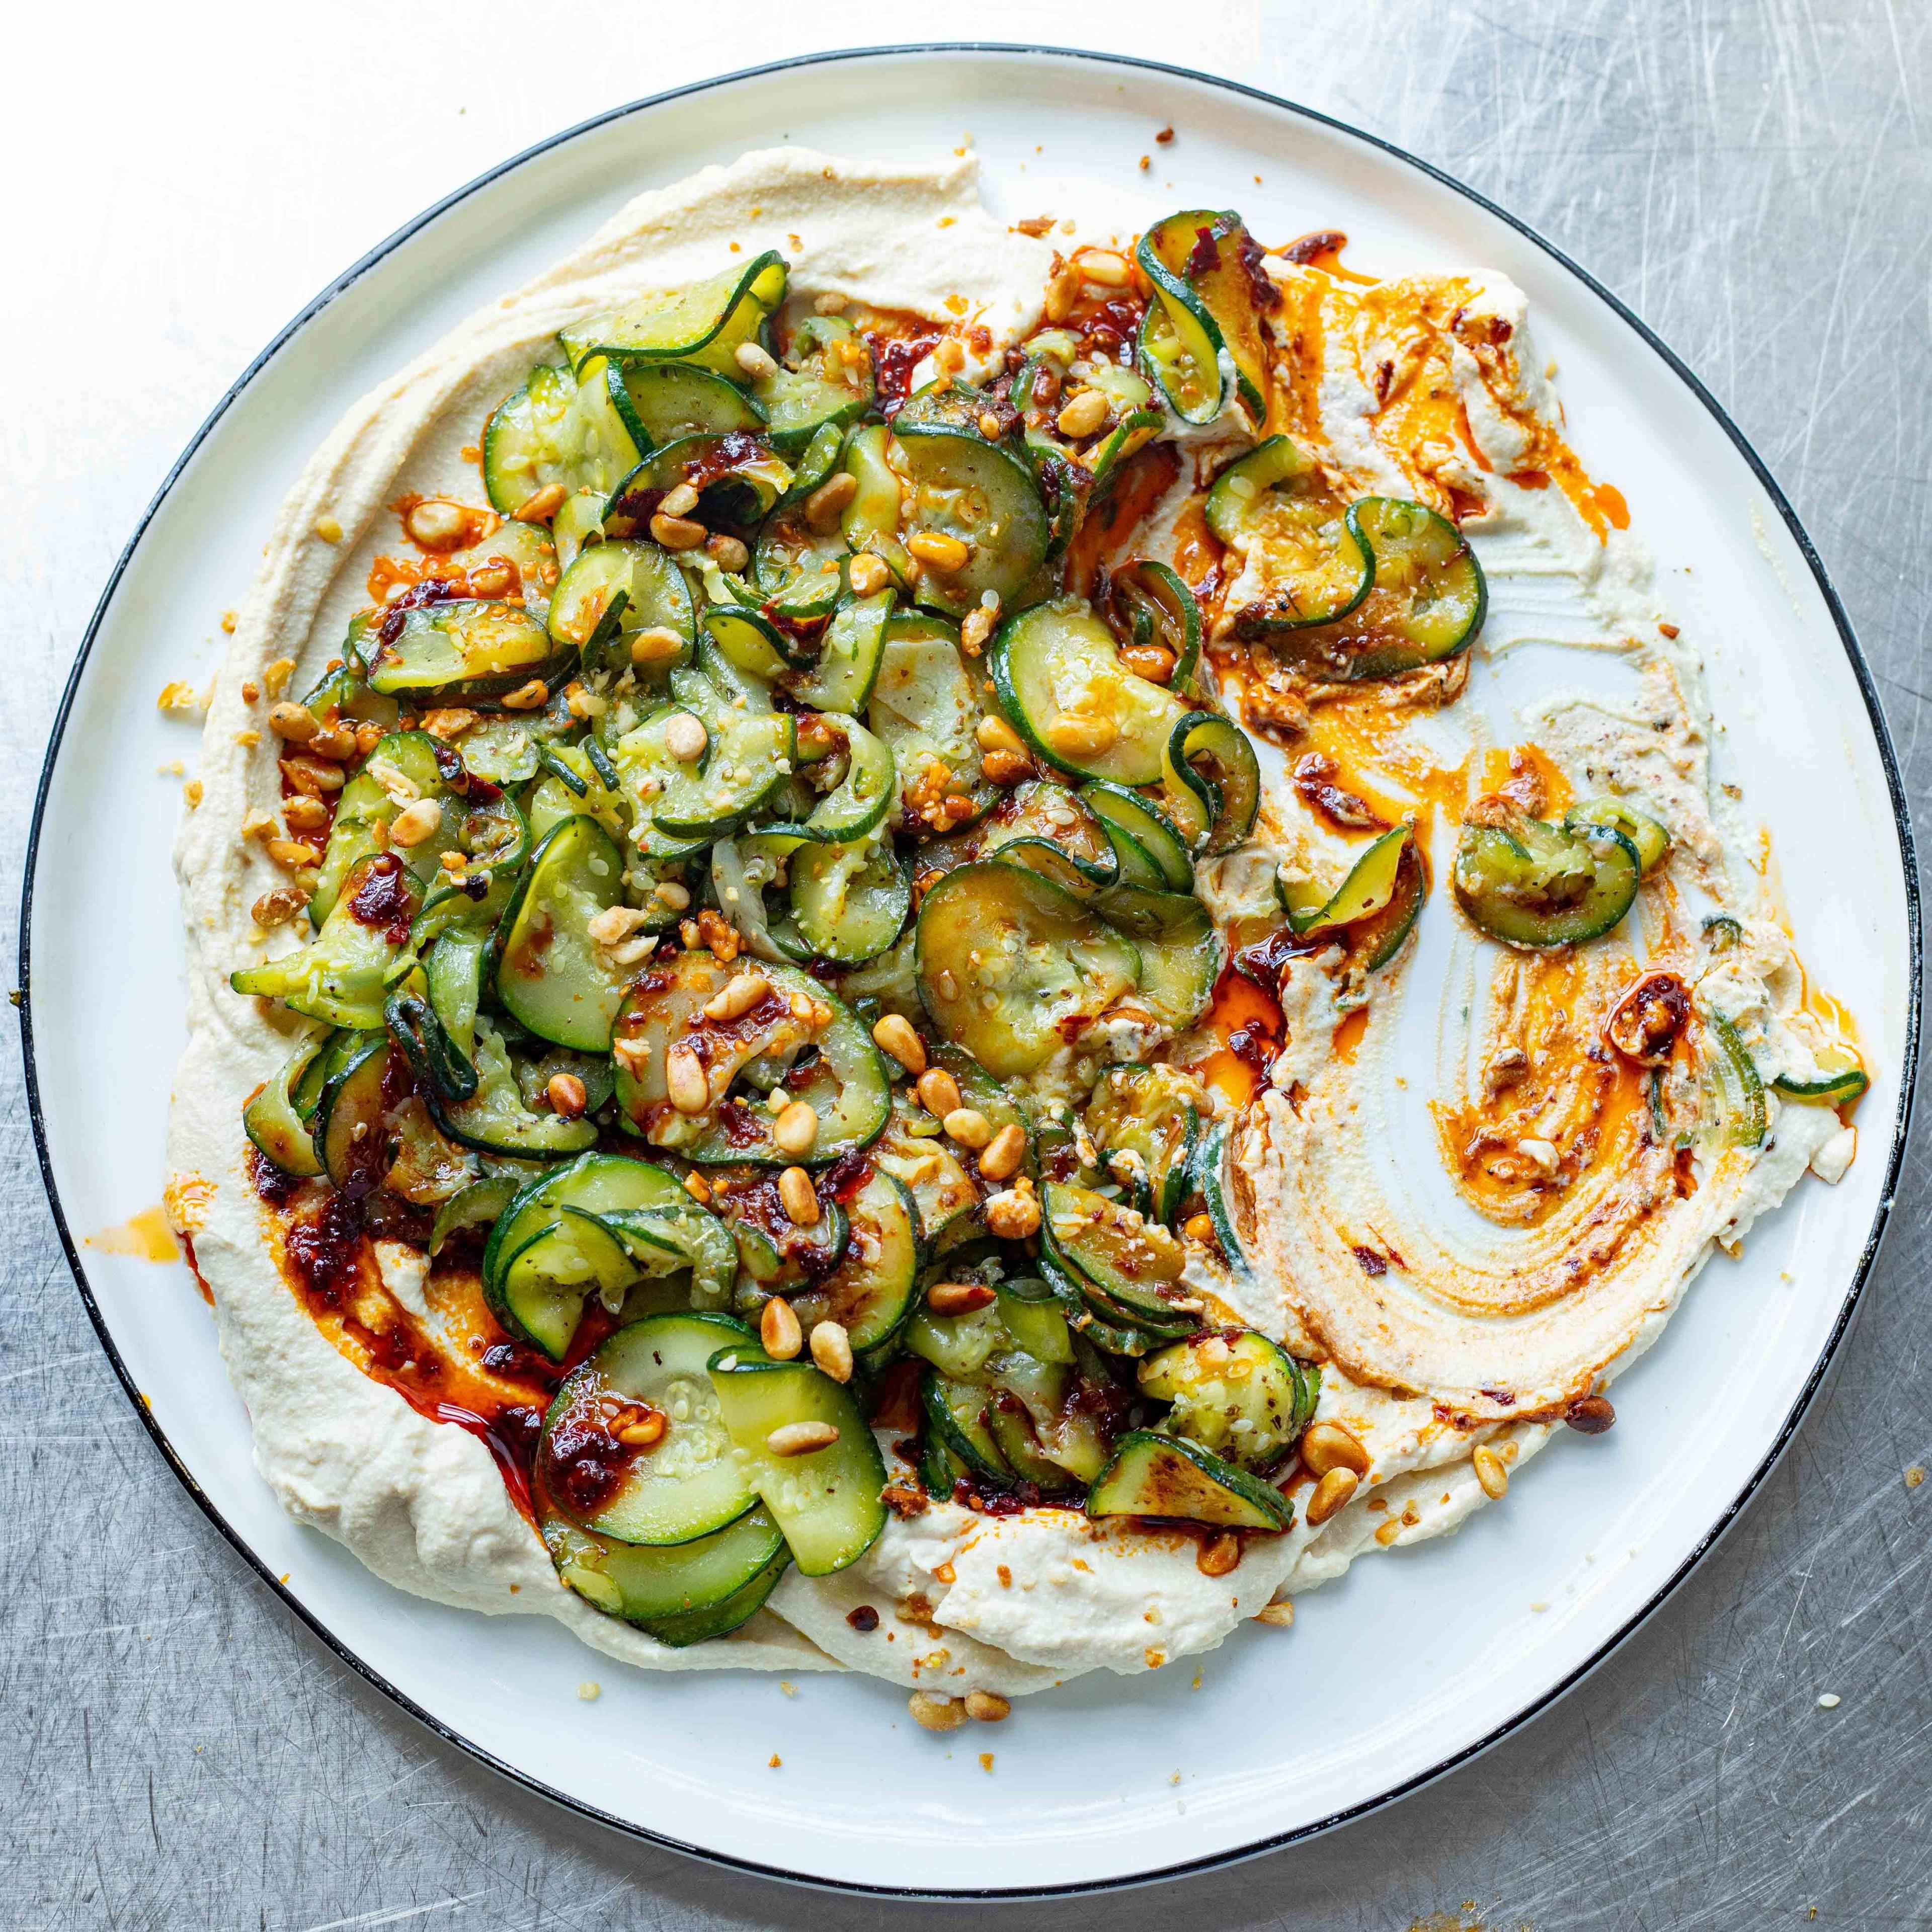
[1278,823,1427,971]
[1452,815,1640,950]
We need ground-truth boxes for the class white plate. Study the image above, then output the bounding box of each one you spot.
[22,46,1918,1896]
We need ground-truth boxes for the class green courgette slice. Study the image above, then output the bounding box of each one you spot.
[611,952,891,1167]
[493,815,631,1053]
[559,252,788,375]
[1565,796,1671,876]
[482,362,644,515]
[892,423,1051,619]
[603,434,793,538]
[782,589,894,716]
[1207,437,1371,634]
[753,315,874,452]
[1138,210,1272,422]
[1092,886,1225,1031]
[1453,816,1641,949]
[540,1314,759,1545]
[313,1031,394,1197]
[914,861,1141,1077]
[1703,1013,1768,1150]
[1106,558,1203,688]
[541,1498,786,1643]
[866,611,996,832]
[546,538,696,674]
[1772,1040,1869,1105]
[780,835,910,965]
[1087,1430,1293,1530]
[1086,1065,1205,1226]
[1082,783,1193,892]
[231,854,418,1032]
[429,1023,600,1162]
[706,1344,888,1575]
[1039,1182,1200,1332]
[243,1034,328,1177]
[366,600,568,701]
[1280,824,1412,934]
[785,1167,922,1354]
[1139,1330,1314,1473]
[609,360,766,450]
[990,599,1189,786]
[921,1368,1015,1488]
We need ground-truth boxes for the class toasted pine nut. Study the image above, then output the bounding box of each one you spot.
[847,552,893,596]
[268,701,319,742]
[666,1041,709,1115]
[778,1166,820,1228]
[664,713,708,762]
[250,884,309,929]
[1196,1532,1241,1577]
[514,484,567,523]
[980,749,1033,786]
[804,471,857,532]
[943,1107,993,1150]
[615,1409,666,1448]
[279,755,345,794]
[588,904,651,947]
[909,1692,968,1732]
[735,341,779,381]
[767,1419,838,1457]
[651,512,708,550]
[1253,1599,1295,1628]
[908,531,970,573]
[546,1072,588,1118]
[706,532,750,572]
[631,625,685,665]
[654,879,692,910]
[388,798,443,848]
[307,721,359,761]
[703,971,768,1021]
[423,707,478,741]
[1043,712,1118,758]
[266,839,319,870]
[927,1280,997,1317]
[405,498,470,548]
[282,795,330,831]
[1473,1444,1509,1500]
[760,1296,803,1359]
[915,1069,962,1119]
[773,1101,818,1156]
[871,1012,927,1076]
[960,604,998,654]
[1182,1213,1216,1245]
[467,560,517,599]
[499,679,549,710]
[974,714,1025,756]
[977,411,1003,440]
[1080,250,1132,287]
[810,1320,854,1383]
[660,482,701,517]
[1305,1467,1359,1526]
[983,1180,1041,1239]
[1119,642,1177,684]
[977,1122,1026,1181]
[964,1691,1010,1723]
[1300,1421,1371,1478]
[1055,389,1110,439]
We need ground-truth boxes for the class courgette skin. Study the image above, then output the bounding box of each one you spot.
[1087,1431,1294,1532]
[1453,818,1641,950]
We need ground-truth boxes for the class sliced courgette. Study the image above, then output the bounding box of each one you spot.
[785,1166,921,1354]
[559,252,787,376]
[1139,1329,1314,1473]
[1453,816,1641,949]
[991,598,1188,786]
[915,861,1141,1077]
[1087,1430,1293,1530]
[366,600,568,701]
[1207,438,1370,634]
[243,1034,328,1177]
[706,1344,888,1575]
[493,815,632,1053]
[540,1314,759,1545]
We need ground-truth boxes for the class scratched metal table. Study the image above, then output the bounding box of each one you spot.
[5,5,1927,1927]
